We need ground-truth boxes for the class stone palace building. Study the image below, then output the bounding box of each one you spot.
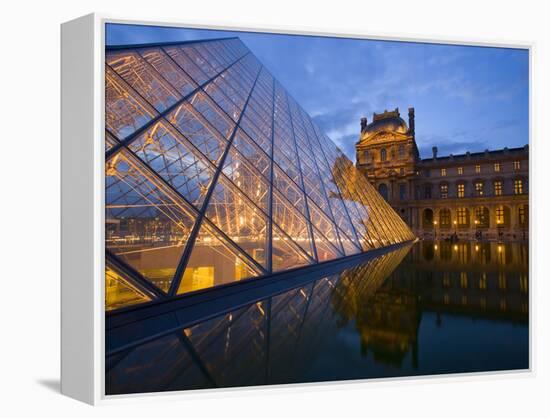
[355,108,529,241]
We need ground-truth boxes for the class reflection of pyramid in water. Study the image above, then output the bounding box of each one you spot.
[104,37,415,311]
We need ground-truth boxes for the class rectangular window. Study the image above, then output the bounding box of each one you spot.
[496,205,505,224]
[475,181,484,196]
[440,184,448,199]
[518,205,528,225]
[475,165,481,173]
[457,167,463,175]
[457,207,468,226]
[440,210,451,227]
[441,168,446,177]
[494,181,502,196]
[514,179,523,194]
[399,144,405,158]
[399,183,407,200]
[514,160,521,170]
[494,163,501,172]
[424,185,432,199]
[457,183,465,198]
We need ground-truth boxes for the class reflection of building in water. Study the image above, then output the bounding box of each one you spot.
[355,108,529,242]
[331,242,527,369]
[408,241,529,321]
[103,38,414,312]
[332,247,419,367]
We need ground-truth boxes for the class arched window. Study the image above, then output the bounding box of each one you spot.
[378,183,389,201]
[380,148,387,162]
[423,209,434,228]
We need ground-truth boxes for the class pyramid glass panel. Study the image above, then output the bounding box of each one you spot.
[105,265,152,311]
[176,221,261,295]
[221,138,270,212]
[167,101,229,164]
[271,225,312,272]
[105,66,157,140]
[127,119,216,209]
[139,48,198,97]
[107,50,182,112]
[204,177,268,268]
[105,37,415,311]
[105,150,197,292]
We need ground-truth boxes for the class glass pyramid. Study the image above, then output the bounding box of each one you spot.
[105,37,415,311]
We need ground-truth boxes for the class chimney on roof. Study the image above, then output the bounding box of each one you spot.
[360,117,368,133]
[432,146,438,160]
[408,107,415,136]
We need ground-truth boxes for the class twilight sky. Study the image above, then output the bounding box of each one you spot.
[107,23,529,160]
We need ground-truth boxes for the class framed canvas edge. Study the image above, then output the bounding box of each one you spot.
[60,12,535,406]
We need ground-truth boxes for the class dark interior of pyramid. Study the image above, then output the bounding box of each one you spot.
[104,36,415,320]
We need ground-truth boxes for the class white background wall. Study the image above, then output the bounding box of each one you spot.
[0,0,548,415]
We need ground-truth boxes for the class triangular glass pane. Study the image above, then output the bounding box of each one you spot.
[312,227,342,262]
[128,120,216,210]
[338,229,362,256]
[271,224,312,272]
[105,265,152,311]
[239,113,272,153]
[272,191,314,259]
[139,47,198,97]
[205,178,268,268]
[229,129,271,179]
[163,45,209,85]
[105,66,157,140]
[107,50,181,112]
[203,79,243,122]
[167,101,229,165]
[273,146,302,188]
[177,221,261,295]
[181,44,219,78]
[188,90,236,139]
[272,166,307,216]
[306,197,342,252]
[242,102,272,139]
[105,131,119,152]
[221,140,270,213]
[105,150,196,292]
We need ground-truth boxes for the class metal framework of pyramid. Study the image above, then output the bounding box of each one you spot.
[104,37,415,312]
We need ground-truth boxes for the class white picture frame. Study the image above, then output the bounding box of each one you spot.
[60,13,533,405]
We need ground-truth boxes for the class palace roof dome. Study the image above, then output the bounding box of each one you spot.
[364,112,408,135]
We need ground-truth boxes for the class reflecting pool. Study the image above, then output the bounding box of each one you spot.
[106,241,529,395]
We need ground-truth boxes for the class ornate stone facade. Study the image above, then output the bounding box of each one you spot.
[356,108,529,241]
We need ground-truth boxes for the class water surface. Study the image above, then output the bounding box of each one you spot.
[106,241,529,394]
